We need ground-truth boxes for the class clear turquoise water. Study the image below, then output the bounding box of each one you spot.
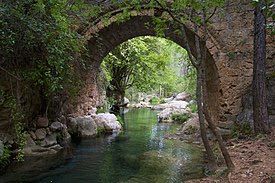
[1,108,204,183]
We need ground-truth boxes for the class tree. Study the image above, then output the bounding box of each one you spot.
[252,0,270,134]
[102,37,169,109]
[153,0,234,170]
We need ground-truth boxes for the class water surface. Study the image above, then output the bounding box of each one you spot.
[2,108,204,183]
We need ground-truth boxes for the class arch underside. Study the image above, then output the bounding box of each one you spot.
[86,15,221,121]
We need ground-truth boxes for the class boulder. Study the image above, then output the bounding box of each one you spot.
[35,128,47,140]
[50,122,64,131]
[158,108,190,123]
[93,113,122,132]
[123,97,130,106]
[154,101,189,110]
[41,134,57,147]
[36,117,49,128]
[181,116,200,135]
[174,92,191,101]
[25,134,36,147]
[87,107,97,115]
[163,97,174,103]
[67,116,98,137]
[29,131,36,140]
[0,140,3,156]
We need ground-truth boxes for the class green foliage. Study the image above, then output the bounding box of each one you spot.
[116,115,125,126]
[226,52,236,60]
[0,0,93,117]
[188,103,198,113]
[96,107,107,114]
[159,98,166,104]
[103,36,196,104]
[171,113,190,124]
[0,89,26,162]
[0,145,11,168]
[231,122,253,138]
[149,96,160,105]
[252,0,275,35]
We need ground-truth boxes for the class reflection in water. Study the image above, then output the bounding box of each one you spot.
[1,108,204,183]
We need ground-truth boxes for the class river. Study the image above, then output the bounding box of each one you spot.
[1,108,205,183]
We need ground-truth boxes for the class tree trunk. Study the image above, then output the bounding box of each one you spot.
[253,0,270,134]
[196,68,217,170]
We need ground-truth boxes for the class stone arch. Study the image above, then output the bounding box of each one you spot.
[77,8,222,122]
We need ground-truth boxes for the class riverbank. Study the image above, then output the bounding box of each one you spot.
[168,116,275,183]
[187,131,275,183]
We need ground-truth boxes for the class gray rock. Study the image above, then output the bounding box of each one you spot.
[68,116,98,137]
[41,134,57,147]
[154,100,189,110]
[123,97,130,105]
[174,92,191,101]
[93,113,122,132]
[50,122,64,131]
[49,144,63,151]
[25,135,36,147]
[35,128,47,140]
[46,127,51,135]
[0,140,3,156]
[88,107,97,115]
[158,108,190,123]
[60,115,66,124]
[36,117,49,128]
[29,131,36,140]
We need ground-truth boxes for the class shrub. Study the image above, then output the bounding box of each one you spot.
[159,98,166,104]
[171,113,190,124]
[0,145,11,169]
[149,97,159,105]
[188,103,197,113]
[116,115,124,125]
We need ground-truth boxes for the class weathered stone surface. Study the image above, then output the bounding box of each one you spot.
[29,131,36,140]
[25,134,36,147]
[153,101,189,110]
[123,97,130,105]
[181,116,200,135]
[35,128,47,140]
[129,102,151,108]
[67,116,98,137]
[36,117,49,128]
[158,108,190,123]
[50,122,64,131]
[41,134,57,147]
[93,113,122,132]
[174,92,191,101]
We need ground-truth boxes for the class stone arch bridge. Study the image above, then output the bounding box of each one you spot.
[75,0,275,126]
